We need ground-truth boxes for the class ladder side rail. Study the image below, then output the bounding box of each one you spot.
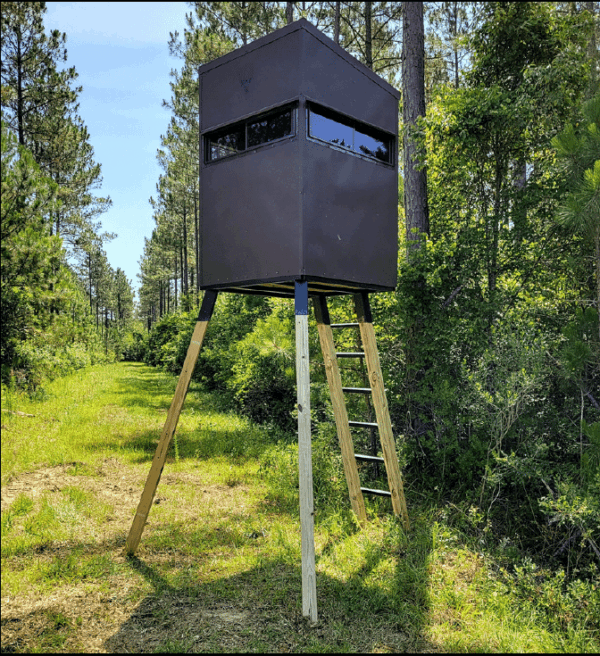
[353,292,410,530]
[314,295,367,526]
[125,291,218,555]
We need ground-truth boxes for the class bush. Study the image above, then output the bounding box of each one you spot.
[9,335,113,393]
[194,294,271,387]
[228,309,297,430]
[121,331,148,362]
[144,312,195,369]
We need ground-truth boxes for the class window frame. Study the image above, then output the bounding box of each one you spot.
[204,102,297,164]
[306,101,394,166]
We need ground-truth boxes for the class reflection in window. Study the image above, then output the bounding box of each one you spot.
[208,124,245,161]
[205,104,295,162]
[308,103,392,164]
[309,111,353,149]
[248,108,292,147]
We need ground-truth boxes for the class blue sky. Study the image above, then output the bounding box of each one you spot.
[44,2,191,296]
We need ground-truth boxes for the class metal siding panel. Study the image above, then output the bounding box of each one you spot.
[301,140,398,289]
[201,31,302,132]
[200,140,301,287]
[299,29,397,134]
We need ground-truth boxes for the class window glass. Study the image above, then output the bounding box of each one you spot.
[308,103,392,165]
[208,124,245,161]
[309,108,354,149]
[355,126,390,163]
[248,108,292,147]
[205,104,295,163]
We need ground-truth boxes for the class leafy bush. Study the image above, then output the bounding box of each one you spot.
[10,332,113,394]
[196,293,271,391]
[144,311,195,369]
[121,331,148,362]
[228,308,296,430]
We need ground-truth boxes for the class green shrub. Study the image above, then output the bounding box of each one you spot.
[228,308,296,430]
[121,331,148,362]
[144,311,195,368]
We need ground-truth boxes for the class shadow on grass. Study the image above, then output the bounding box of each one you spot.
[112,362,224,415]
[99,362,281,465]
[91,423,278,466]
[102,521,435,654]
[19,363,435,651]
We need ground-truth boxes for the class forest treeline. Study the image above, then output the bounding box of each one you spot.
[1,1,136,390]
[136,1,600,583]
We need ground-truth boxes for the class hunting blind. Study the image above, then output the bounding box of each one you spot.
[198,18,399,296]
[127,19,408,624]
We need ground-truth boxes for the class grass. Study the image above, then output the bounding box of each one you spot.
[1,362,598,652]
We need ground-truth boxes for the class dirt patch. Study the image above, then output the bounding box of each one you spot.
[0,462,278,653]
[1,462,425,653]
[1,460,143,535]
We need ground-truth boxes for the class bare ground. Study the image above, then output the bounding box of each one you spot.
[1,461,425,653]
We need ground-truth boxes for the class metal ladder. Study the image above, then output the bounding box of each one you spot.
[314,292,409,529]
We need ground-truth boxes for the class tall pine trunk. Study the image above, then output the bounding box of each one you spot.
[402,1,430,446]
[182,207,189,296]
[402,1,429,256]
[365,2,373,69]
[334,1,341,44]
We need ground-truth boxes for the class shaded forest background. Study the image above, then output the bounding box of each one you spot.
[2,0,599,600]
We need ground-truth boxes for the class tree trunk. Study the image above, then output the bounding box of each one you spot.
[586,2,597,91]
[174,255,178,309]
[194,186,200,303]
[334,1,341,44]
[402,1,429,256]
[286,1,294,24]
[241,1,248,45]
[365,2,373,69]
[182,207,189,295]
[88,253,93,312]
[596,229,600,343]
[450,1,459,88]
[16,31,24,146]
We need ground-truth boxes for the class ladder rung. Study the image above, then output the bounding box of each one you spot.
[342,387,371,394]
[361,487,392,498]
[349,420,378,429]
[336,352,365,358]
[331,323,360,328]
[354,454,385,464]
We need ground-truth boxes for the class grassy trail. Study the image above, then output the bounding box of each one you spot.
[1,362,597,652]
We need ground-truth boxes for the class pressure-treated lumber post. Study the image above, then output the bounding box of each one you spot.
[353,292,410,529]
[125,291,218,555]
[295,281,318,622]
[314,295,367,526]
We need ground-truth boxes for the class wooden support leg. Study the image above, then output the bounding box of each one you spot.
[314,295,367,526]
[125,291,218,556]
[353,292,410,530]
[295,281,318,623]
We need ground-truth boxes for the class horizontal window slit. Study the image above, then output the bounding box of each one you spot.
[205,104,296,163]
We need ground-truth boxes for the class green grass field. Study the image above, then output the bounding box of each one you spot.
[1,362,598,652]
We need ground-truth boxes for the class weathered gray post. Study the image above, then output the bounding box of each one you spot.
[295,281,317,622]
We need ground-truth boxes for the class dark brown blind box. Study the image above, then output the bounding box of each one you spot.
[199,18,399,298]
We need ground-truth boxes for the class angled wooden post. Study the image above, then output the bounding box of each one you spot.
[353,292,409,529]
[125,291,218,556]
[314,295,367,526]
[295,281,318,622]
